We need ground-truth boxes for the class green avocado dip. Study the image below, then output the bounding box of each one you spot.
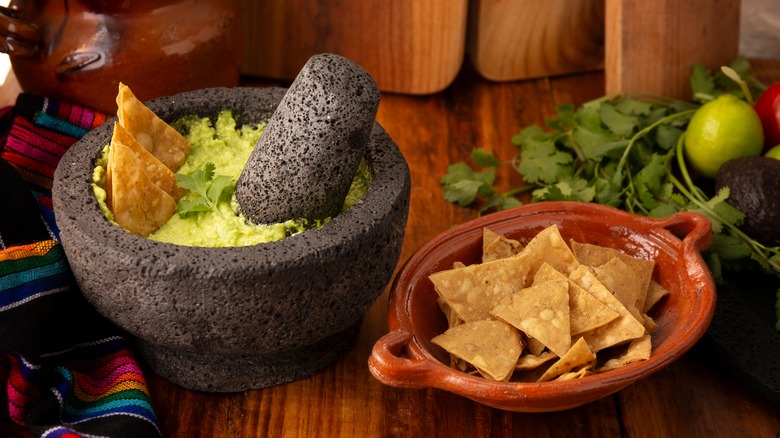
[92,110,371,247]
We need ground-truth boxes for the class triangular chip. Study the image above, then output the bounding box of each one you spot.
[430,253,533,322]
[533,263,620,336]
[116,82,190,172]
[641,313,658,334]
[431,320,523,381]
[451,356,472,373]
[538,337,596,382]
[105,145,115,211]
[526,336,547,357]
[517,225,579,277]
[109,142,177,237]
[569,282,622,337]
[571,240,655,311]
[515,350,558,370]
[482,228,523,262]
[437,297,464,329]
[643,280,670,313]
[110,122,187,201]
[593,257,642,311]
[592,256,649,327]
[596,335,652,372]
[592,257,661,335]
[554,365,594,381]
[568,265,646,352]
[491,278,571,357]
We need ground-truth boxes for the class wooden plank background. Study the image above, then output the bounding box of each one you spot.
[238,0,468,95]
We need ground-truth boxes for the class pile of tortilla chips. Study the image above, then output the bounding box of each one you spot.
[104,83,190,237]
[430,225,669,382]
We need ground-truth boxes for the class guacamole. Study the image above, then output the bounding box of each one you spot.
[93,110,371,247]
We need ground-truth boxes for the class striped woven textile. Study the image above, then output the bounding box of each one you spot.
[1,95,106,239]
[0,94,161,438]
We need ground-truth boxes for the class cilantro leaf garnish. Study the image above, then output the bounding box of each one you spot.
[176,162,233,217]
[531,176,595,203]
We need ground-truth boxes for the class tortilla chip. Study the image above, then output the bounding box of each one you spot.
[482,228,523,262]
[429,253,533,322]
[431,320,523,381]
[109,142,177,237]
[643,280,670,312]
[515,350,558,370]
[451,356,472,372]
[554,365,594,381]
[538,337,596,382]
[518,225,579,277]
[596,335,652,372]
[571,240,655,311]
[571,282,623,336]
[105,146,115,211]
[533,263,621,336]
[568,265,646,352]
[526,336,547,357]
[116,82,190,172]
[437,297,464,329]
[491,277,571,357]
[592,256,651,329]
[110,122,187,201]
[643,314,658,334]
[593,257,641,311]
[531,261,564,283]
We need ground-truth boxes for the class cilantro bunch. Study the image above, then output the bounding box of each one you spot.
[442,58,780,285]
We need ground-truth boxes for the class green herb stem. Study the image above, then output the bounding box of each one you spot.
[565,131,587,163]
[501,185,536,198]
[615,108,697,178]
[674,133,710,204]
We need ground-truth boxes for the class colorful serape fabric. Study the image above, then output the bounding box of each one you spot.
[1,95,107,240]
[0,94,161,438]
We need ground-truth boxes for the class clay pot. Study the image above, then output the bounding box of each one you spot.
[1,0,242,113]
[52,87,411,392]
[369,202,716,412]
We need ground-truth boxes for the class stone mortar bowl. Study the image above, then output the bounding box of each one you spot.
[52,87,411,392]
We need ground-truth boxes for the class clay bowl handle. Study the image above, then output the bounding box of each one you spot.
[368,330,440,389]
[655,211,713,253]
[0,6,40,57]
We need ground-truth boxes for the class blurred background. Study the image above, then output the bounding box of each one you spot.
[741,0,780,58]
[0,0,780,94]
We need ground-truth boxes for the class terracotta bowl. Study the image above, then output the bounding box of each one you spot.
[53,87,411,392]
[368,202,715,412]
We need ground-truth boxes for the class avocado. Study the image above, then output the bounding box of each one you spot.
[715,156,780,246]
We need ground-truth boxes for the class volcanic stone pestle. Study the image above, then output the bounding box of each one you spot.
[235,53,380,224]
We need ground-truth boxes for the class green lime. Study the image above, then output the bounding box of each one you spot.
[683,94,764,178]
[765,145,780,160]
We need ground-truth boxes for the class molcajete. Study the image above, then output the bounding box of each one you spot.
[52,87,411,392]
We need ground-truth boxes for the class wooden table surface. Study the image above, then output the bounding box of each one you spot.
[142,61,780,437]
[4,59,780,437]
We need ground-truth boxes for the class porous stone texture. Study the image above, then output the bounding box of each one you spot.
[52,87,410,392]
[138,321,361,392]
[235,53,380,224]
